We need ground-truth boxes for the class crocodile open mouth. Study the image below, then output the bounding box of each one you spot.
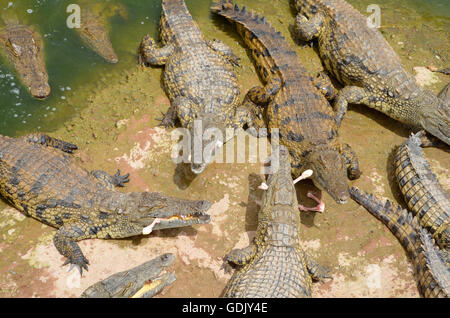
[131,272,176,298]
[142,213,211,234]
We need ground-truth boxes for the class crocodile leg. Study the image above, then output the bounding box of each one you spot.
[313,71,337,101]
[302,250,331,281]
[293,13,324,42]
[138,35,174,66]
[245,77,282,105]
[206,39,240,66]
[53,223,91,275]
[159,96,193,128]
[226,244,257,266]
[340,143,362,180]
[333,86,370,127]
[21,133,78,154]
[91,169,130,190]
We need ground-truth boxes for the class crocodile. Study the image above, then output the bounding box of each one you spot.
[139,0,246,175]
[212,0,361,205]
[293,0,450,146]
[0,133,211,274]
[75,0,127,63]
[223,146,330,298]
[350,187,449,298]
[81,253,176,298]
[394,131,449,250]
[0,11,50,98]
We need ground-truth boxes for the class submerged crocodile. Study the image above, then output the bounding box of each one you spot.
[223,147,330,298]
[81,253,176,298]
[350,187,449,298]
[0,11,50,98]
[394,131,449,250]
[0,134,211,274]
[139,0,246,175]
[212,0,361,205]
[293,0,450,145]
[75,0,127,63]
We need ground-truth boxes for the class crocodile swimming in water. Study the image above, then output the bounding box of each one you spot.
[394,131,449,251]
[81,253,176,298]
[75,0,127,63]
[223,147,330,297]
[293,0,450,146]
[0,11,50,98]
[139,0,248,175]
[212,0,361,206]
[350,187,449,298]
[0,133,211,274]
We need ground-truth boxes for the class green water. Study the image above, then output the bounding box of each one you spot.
[0,0,448,137]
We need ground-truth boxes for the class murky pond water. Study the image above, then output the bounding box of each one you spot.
[0,0,448,137]
[0,0,448,298]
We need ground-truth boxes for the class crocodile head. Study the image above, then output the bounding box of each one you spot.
[4,26,51,99]
[188,119,229,175]
[78,16,118,63]
[129,192,211,231]
[417,92,450,146]
[81,253,176,298]
[303,145,349,204]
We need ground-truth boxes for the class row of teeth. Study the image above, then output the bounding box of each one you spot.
[142,215,192,235]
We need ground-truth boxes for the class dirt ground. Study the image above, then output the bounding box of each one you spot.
[0,0,448,298]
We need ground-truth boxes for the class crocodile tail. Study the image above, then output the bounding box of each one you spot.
[349,186,449,297]
[349,187,420,258]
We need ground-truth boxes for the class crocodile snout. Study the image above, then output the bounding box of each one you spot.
[30,83,51,99]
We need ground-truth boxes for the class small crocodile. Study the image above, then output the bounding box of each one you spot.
[212,0,361,205]
[0,133,211,274]
[223,147,330,298]
[139,0,245,175]
[75,0,127,63]
[350,187,449,298]
[0,11,50,98]
[293,0,450,145]
[81,253,176,298]
[394,131,449,250]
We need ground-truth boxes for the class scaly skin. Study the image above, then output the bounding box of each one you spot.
[394,131,449,250]
[81,253,176,298]
[0,13,50,98]
[0,134,211,274]
[212,0,361,204]
[139,0,244,175]
[76,1,127,63]
[350,187,449,298]
[223,147,330,298]
[293,0,450,146]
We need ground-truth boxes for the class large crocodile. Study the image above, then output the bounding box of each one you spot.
[293,0,450,145]
[394,131,449,250]
[223,147,330,298]
[139,0,245,175]
[350,187,449,298]
[0,11,50,98]
[0,133,211,274]
[81,253,176,298]
[75,0,127,63]
[212,0,361,205]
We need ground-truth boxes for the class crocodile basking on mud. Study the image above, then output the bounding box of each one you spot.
[394,131,449,250]
[0,133,211,274]
[350,187,449,298]
[223,147,330,297]
[0,11,50,98]
[139,0,246,175]
[293,0,450,145]
[81,253,176,298]
[212,0,361,205]
[75,0,127,63]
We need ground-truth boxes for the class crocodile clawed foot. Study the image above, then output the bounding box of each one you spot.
[63,256,90,276]
[113,169,130,187]
[60,141,78,154]
[298,191,325,213]
[157,111,177,128]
